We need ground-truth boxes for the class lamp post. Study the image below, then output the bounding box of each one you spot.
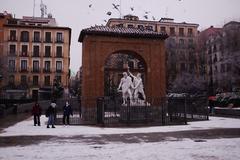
[0,74,2,97]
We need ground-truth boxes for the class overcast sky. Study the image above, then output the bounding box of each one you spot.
[1,0,240,74]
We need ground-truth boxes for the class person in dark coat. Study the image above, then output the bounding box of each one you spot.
[32,102,42,126]
[46,102,57,128]
[62,101,73,125]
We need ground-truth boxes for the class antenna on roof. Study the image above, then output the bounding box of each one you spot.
[165,7,168,17]
[40,0,47,18]
[33,0,35,17]
[120,0,122,18]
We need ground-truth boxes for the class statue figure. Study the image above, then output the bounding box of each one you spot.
[128,69,146,103]
[118,72,133,105]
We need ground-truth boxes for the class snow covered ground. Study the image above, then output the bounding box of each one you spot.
[0,116,240,160]
[0,116,240,137]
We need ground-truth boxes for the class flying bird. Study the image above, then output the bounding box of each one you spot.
[130,7,134,11]
[106,11,112,16]
[145,11,150,14]
[88,4,92,8]
[103,19,107,22]
[144,15,148,19]
[112,3,120,10]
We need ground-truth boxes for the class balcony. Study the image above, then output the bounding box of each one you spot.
[32,68,40,73]
[44,39,52,43]
[8,51,17,57]
[20,38,29,42]
[8,36,17,42]
[43,69,51,73]
[20,68,29,73]
[32,38,42,43]
[32,53,40,57]
[55,39,64,43]
[20,52,29,57]
[56,69,62,73]
[55,54,63,58]
[44,54,51,58]
[8,68,17,73]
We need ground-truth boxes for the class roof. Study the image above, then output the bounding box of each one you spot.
[106,18,199,28]
[4,23,71,30]
[78,26,168,42]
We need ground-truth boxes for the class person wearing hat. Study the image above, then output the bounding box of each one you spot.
[46,101,57,128]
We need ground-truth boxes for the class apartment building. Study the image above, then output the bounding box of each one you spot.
[200,22,240,93]
[0,13,71,99]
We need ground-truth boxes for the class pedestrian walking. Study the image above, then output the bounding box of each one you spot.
[32,102,42,126]
[46,101,57,128]
[63,101,73,125]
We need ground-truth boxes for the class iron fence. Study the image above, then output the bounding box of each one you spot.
[54,96,208,126]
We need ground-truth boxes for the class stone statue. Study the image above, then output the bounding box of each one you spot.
[117,72,133,105]
[128,69,146,103]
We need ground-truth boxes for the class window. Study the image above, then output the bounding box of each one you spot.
[213,44,217,52]
[214,66,218,73]
[9,45,16,55]
[45,46,51,57]
[56,46,62,57]
[189,52,194,61]
[44,61,51,72]
[171,63,176,72]
[188,39,193,45]
[21,60,28,71]
[180,51,185,61]
[127,24,134,28]
[10,30,16,41]
[33,76,39,86]
[180,63,185,71]
[33,46,39,57]
[33,61,39,72]
[179,39,184,47]
[179,28,184,36]
[170,27,175,36]
[21,75,27,84]
[45,32,51,42]
[33,31,40,42]
[221,64,225,73]
[44,76,51,86]
[189,63,194,73]
[227,63,231,72]
[21,45,28,56]
[55,75,61,83]
[8,60,15,72]
[20,31,29,42]
[213,54,217,62]
[9,75,15,84]
[146,26,153,31]
[116,24,123,28]
[56,61,62,72]
[160,27,166,32]
[188,28,193,36]
[56,32,63,42]
[137,25,144,30]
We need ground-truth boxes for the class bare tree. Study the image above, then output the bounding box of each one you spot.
[169,72,207,95]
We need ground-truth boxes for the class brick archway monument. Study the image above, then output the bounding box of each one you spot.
[78,26,168,121]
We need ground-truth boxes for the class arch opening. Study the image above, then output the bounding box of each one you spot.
[104,50,147,97]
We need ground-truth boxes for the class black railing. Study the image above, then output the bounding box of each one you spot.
[53,96,208,126]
